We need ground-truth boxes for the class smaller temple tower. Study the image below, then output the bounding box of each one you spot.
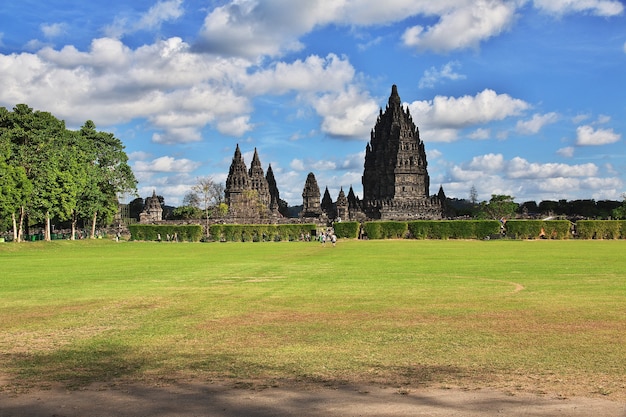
[335,187,348,221]
[300,172,322,218]
[139,190,163,223]
[225,144,250,211]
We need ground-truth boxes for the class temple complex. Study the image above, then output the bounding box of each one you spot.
[222,85,444,223]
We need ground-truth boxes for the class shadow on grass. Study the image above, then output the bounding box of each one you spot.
[6,340,147,390]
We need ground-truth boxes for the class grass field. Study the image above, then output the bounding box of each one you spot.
[1,239,625,399]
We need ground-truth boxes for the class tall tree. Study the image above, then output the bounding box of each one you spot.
[191,177,225,236]
[478,195,518,221]
[77,121,137,238]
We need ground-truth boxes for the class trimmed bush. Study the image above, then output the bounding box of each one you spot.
[408,220,500,240]
[504,220,571,239]
[208,224,317,242]
[129,224,203,242]
[362,221,408,239]
[576,220,622,239]
[333,221,359,239]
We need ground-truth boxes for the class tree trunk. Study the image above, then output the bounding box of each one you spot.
[91,211,97,238]
[71,211,77,241]
[17,207,25,243]
[12,213,18,242]
[45,211,51,241]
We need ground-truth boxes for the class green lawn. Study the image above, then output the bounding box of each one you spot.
[1,239,625,399]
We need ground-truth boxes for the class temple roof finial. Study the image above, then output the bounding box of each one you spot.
[389,84,401,107]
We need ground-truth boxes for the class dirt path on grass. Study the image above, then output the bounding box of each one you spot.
[1,381,624,417]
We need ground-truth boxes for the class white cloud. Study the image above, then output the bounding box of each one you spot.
[533,0,624,16]
[1,37,253,144]
[507,157,598,179]
[444,153,620,202]
[105,0,184,38]
[402,0,518,52]
[468,153,506,172]
[557,147,575,157]
[418,61,466,88]
[516,112,559,134]
[137,0,184,31]
[244,54,355,95]
[290,159,305,171]
[409,89,530,141]
[41,23,67,39]
[468,128,491,140]
[134,156,201,173]
[576,125,621,146]
[310,85,379,138]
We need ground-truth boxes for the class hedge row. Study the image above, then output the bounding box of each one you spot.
[361,220,501,240]
[128,224,203,242]
[333,221,360,239]
[576,220,626,239]
[208,224,317,242]
[505,220,572,239]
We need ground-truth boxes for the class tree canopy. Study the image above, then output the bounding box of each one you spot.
[0,105,137,241]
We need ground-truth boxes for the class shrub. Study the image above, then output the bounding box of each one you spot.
[128,224,203,242]
[333,222,359,239]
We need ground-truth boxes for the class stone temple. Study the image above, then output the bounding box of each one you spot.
[224,85,444,223]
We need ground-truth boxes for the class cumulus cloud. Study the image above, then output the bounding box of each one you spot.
[0,36,253,143]
[408,89,530,142]
[402,0,518,52]
[418,61,466,89]
[444,153,621,202]
[41,23,67,39]
[516,112,559,134]
[532,0,624,16]
[557,146,575,158]
[134,156,201,173]
[576,125,621,145]
[105,0,184,38]
[310,85,379,138]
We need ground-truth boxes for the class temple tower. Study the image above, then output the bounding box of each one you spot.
[248,148,271,208]
[300,172,322,218]
[335,187,348,221]
[265,164,280,212]
[362,85,440,219]
[225,144,250,210]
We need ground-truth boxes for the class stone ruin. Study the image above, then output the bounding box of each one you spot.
[139,190,163,223]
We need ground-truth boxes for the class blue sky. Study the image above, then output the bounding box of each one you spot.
[1,0,625,206]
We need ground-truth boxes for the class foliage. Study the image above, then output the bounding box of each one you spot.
[408,220,501,239]
[0,106,136,240]
[613,195,626,219]
[505,220,572,239]
[209,223,316,242]
[171,205,203,220]
[478,194,518,220]
[362,221,408,239]
[128,224,203,242]
[333,221,359,238]
[575,220,624,239]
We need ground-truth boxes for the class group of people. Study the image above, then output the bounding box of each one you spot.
[319,229,337,247]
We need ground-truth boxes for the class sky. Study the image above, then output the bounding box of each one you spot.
[1,0,625,207]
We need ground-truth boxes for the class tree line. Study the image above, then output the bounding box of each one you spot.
[0,104,137,242]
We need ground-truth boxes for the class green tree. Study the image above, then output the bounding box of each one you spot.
[479,195,518,221]
[612,194,626,219]
[77,121,137,238]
